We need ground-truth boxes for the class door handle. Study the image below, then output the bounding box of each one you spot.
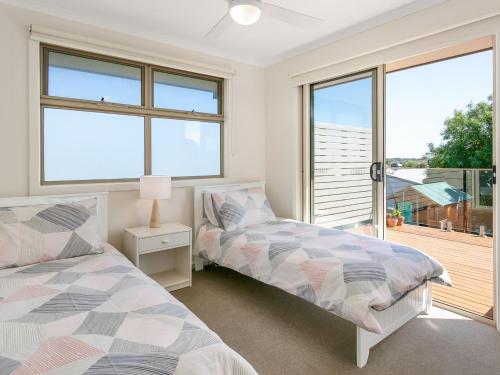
[370,162,383,182]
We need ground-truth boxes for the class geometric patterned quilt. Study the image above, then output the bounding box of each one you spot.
[195,220,450,333]
[0,245,257,375]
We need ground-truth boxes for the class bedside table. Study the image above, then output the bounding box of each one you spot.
[123,223,192,291]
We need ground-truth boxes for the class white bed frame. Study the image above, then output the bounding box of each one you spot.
[0,192,109,242]
[193,181,432,368]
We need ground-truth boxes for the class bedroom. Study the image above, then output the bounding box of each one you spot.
[0,0,499,374]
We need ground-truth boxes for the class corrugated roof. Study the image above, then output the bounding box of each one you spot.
[411,182,472,206]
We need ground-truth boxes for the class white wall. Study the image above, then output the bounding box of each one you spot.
[265,0,500,220]
[0,3,266,248]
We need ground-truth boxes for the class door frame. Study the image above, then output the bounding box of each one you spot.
[305,67,385,238]
[375,65,386,240]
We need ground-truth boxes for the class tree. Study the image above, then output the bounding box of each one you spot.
[402,160,417,168]
[427,96,493,168]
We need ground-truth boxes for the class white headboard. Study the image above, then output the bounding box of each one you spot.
[0,192,109,242]
[193,181,265,238]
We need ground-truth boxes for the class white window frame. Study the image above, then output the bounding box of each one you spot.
[28,25,235,195]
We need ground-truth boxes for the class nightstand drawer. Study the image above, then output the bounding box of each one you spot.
[139,232,190,254]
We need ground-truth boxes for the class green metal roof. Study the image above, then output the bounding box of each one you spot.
[411,182,472,206]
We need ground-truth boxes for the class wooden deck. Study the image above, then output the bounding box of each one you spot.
[387,225,493,319]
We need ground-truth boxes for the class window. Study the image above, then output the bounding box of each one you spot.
[153,70,221,114]
[151,119,221,177]
[45,50,143,105]
[40,45,224,184]
[43,109,145,182]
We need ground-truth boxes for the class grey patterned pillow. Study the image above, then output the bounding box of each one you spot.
[211,187,277,231]
[0,198,103,269]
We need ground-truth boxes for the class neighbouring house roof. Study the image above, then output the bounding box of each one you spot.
[386,168,426,184]
[411,182,472,206]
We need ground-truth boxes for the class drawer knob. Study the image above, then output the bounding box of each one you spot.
[161,239,170,245]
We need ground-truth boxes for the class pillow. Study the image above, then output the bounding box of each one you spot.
[203,191,221,227]
[210,187,276,231]
[0,198,103,270]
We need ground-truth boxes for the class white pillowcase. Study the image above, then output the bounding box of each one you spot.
[209,187,276,231]
[0,198,103,270]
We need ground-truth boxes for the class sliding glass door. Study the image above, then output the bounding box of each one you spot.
[385,47,494,320]
[307,40,496,324]
[310,69,384,237]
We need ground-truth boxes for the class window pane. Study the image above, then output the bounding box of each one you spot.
[43,108,144,181]
[47,51,142,105]
[153,71,219,114]
[151,118,220,177]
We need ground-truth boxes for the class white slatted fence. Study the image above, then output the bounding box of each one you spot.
[313,123,373,228]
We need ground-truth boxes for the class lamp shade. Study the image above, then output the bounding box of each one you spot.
[140,176,171,200]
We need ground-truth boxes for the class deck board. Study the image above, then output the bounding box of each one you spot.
[387,225,493,319]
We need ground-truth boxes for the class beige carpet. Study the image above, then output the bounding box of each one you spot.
[172,266,500,375]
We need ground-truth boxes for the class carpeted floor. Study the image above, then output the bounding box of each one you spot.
[172,266,500,375]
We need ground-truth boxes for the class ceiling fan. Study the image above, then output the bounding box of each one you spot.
[205,0,324,38]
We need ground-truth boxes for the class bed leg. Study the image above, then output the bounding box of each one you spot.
[194,257,204,271]
[356,326,370,368]
[423,282,432,315]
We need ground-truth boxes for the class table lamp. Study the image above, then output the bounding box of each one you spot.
[140,175,171,228]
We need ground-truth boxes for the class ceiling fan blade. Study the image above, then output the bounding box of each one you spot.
[262,3,324,28]
[204,13,233,39]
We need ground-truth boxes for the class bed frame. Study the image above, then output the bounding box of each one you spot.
[0,192,109,242]
[193,181,432,368]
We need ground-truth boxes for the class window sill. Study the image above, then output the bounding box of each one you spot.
[29,177,245,196]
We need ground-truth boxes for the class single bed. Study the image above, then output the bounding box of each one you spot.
[193,182,450,368]
[0,193,257,375]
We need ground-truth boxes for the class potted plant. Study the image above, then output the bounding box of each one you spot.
[386,209,398,228]
[393,209,404,226]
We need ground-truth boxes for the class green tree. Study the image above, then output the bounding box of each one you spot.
[427,96,493,168]
[402,160,417,168]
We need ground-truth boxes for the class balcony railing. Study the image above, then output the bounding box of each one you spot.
[387,168,493,235]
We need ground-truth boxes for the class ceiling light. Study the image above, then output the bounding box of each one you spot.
[229,0,262,26]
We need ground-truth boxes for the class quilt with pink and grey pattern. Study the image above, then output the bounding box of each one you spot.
[195,220,450,333]
[0,245,257,375]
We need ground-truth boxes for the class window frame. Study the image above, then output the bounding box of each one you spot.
[151,66,223,115]
[40,43,225,185]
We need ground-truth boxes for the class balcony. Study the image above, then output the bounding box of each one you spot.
[387,225,493,319]
[387,167,493,319]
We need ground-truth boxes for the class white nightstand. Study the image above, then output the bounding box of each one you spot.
[123,223,192,291]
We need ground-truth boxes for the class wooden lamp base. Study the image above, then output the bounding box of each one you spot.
[149,199,161,228]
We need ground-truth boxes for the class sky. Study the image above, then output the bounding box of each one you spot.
[314,77,372,128]
[313,50,493,159]
[45,57,220,181]
[386,49,493,158]
[46,49,493,180]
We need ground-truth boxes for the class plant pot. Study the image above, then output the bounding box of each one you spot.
[387,217,398,228]
[397,217,405,226]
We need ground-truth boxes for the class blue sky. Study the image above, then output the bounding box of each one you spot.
[386,50,493,158]
[44,108,144,181]
[46,62,220,180]
[313,50,493,160]
[314,77,372,128]
[47,49,493,180]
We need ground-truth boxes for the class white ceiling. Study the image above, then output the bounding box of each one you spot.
[1,0,446,66]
